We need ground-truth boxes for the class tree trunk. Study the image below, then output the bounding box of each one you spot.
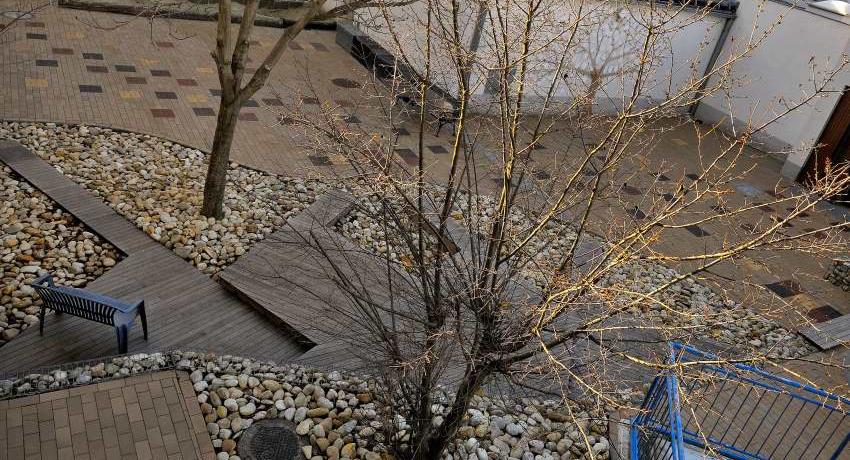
[201,96,240,219]
[412,365,492,460]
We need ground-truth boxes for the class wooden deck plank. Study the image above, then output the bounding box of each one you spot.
[799,314,850,349]
[0,143,308,375]
[217,192,424,370]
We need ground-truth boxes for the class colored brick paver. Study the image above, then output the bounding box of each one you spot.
[0,371,214,460]
[0,0,393,176]
[2,0,850,361]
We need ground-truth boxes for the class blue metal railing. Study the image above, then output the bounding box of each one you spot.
[630,342,850,460]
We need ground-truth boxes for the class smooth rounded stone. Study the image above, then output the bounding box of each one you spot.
[337,420,357,437]
[193,381,208,392]
[221,439,237,453]
[223,399,239,413]
[207,423,220,436]
[2,328,20,341]
[326,446,340,459]
[294,392,309,407]
[341,442,357,458]
[316,396,334,409]
[239,402,256,417]
[506,423,523,436]
[529,439,545,453]
[230,418,245,432]
[216,452,229,460]
[262,379,281,391]
[307,407,329,418]
[296,419,313,435]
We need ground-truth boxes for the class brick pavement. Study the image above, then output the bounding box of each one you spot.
[2,0,850,357]
[0,0,456,176]
[0,371,214,460]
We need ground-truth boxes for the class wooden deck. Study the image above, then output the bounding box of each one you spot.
[218,190,420,373]
[0,141,308,375]
[800,314,850,349]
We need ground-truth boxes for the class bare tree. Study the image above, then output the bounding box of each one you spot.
[201,0,416,218]
[264,0,850,458]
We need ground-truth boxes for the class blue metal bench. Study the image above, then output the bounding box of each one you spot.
[31,274,148,354]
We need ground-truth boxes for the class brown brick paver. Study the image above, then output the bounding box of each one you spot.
[0,371,213,460]
[0,0,384,177]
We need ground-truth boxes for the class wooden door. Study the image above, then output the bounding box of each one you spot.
[800,87,850,188]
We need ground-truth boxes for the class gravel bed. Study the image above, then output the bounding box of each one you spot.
[0,165,121,346]
[599,262,815,358]
[0,122,326,274]
[1,351,612,460]
[336,192,815,359]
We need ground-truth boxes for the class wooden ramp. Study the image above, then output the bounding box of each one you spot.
[800,314,850,349]
[218,190,430,370]
[0,141,307,375]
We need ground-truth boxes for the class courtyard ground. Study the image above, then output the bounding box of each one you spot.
[0,0,850,458]
[0,0,848,423]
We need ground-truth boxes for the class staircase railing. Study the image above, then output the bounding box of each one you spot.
[630,342,850,460]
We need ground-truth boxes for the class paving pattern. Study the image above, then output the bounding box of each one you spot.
[1,2,849,372]
[0,371,214,460]
[0,1,399,176]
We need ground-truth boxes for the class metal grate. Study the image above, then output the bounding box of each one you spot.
[238,419,301,460]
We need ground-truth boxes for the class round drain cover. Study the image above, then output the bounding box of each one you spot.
[2,10,34,19]
[238,419,301,460]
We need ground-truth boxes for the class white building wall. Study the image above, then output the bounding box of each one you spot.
[467,3,725,114]
[694,1,850,178]
[354,0,726,114]
[353,0,850,179]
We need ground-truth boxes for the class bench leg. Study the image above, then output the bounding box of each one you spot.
[139,302,148,340]
[39,305,46,336]
[116,326,128,355]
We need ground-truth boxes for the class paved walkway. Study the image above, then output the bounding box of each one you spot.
[0,370,214,460]
[1,2,849,371]
[0,142,307,374]
[0,0,460,177]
